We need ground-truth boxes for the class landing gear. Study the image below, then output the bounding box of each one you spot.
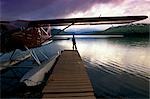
[24,46,41,65]
[9,49,17,64]
[24,45,49,65]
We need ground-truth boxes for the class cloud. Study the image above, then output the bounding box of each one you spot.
[1,0,124,20]
[67,0,150,23]
[1,0,149,23]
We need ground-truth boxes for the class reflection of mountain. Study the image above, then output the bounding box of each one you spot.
[94,24,150,36]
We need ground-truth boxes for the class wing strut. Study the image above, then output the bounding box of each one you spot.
[9,50,16,62]
[24,45,51,65]
[25,46,41,65]
[52,23,74,37]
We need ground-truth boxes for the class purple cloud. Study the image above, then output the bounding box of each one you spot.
[1,0,124,20]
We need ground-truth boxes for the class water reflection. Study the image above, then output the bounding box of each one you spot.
[57,37,150,78]
[56,36,150,98]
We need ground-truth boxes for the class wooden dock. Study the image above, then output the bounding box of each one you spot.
[42,50,95,99]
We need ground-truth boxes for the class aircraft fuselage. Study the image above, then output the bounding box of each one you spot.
[0,23,51,53]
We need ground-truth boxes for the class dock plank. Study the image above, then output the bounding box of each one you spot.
[42,50,95,99]
[43,92,94,97]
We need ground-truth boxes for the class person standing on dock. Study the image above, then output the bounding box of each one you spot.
[72,34,77,50]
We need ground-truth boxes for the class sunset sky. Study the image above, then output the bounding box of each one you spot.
[1,0,150,30]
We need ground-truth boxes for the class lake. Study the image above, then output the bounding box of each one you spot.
[0,35,149,98]
[55,35,150,98]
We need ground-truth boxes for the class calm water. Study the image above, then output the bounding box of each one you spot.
[0,35,150,98]
[56,36,150,98]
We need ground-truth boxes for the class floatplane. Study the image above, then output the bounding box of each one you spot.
[0,16,148,86]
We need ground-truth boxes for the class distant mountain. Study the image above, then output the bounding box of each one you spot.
[75,31,101,34]
[51,28,72,35]
[66,28,102,34]
[51,24,149,37]
[94,23,149,36]
[51,28,99,35]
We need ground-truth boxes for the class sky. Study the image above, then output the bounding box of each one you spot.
[1,0,150,30]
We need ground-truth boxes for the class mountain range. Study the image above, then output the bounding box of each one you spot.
[51,23,149,37]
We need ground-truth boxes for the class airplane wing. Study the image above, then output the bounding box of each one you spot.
[0,16,148,28]
[27,16,148,27]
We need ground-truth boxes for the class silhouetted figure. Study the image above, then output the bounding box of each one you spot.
[72,35,77,50]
